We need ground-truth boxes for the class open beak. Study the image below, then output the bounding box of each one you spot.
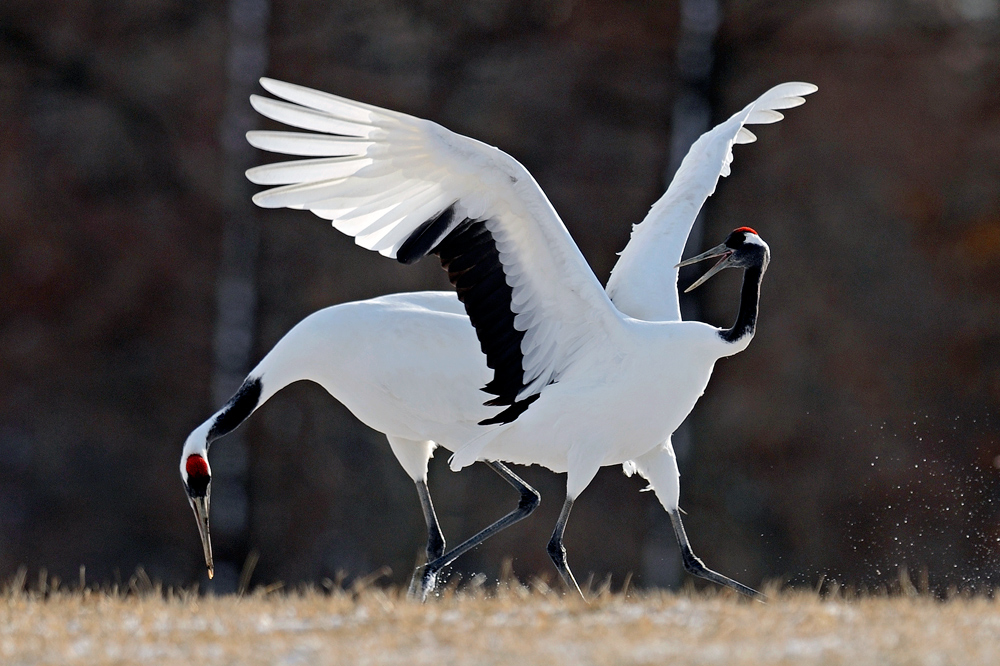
[676,243,735,293]
[189,493,214,579]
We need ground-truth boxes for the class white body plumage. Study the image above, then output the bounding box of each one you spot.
[447,316,746,498]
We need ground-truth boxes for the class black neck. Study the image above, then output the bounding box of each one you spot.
[720,264,763,344]
[207,376,262,443]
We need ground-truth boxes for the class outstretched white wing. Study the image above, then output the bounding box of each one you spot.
[606,82,817,322]
[247,78,624,424]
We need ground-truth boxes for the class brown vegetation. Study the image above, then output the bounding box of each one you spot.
[3,573,999,666]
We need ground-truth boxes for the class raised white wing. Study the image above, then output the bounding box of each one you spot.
[606,82,817,322]
[246,78,624,424]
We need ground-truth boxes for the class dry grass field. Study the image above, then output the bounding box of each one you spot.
[2,572,999,666]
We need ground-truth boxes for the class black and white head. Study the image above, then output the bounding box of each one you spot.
[180,439,214,579]
[677,227,770,292]
[178,377,263,578]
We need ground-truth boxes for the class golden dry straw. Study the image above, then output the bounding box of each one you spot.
[2,569,999,666]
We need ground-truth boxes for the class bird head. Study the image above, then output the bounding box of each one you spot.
[180,441,214,579]
[676,227,770,292]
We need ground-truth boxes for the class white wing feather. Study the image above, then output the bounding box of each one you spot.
[606,81,817,323]
[247,78,625,402]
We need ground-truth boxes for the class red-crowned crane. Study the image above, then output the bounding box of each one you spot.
[181,80,815,599]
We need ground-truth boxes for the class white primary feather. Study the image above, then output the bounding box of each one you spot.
[247,131,374,157]
[249,95,376,137]
[246,156,372,185]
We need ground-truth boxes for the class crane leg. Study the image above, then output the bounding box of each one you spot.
[546,496,584,600]
[667,509,766,601]
[415,479,446,562]
[413,461,540,600]
[406,479,447,597]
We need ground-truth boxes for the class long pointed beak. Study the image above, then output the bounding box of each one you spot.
[676,243,735,293]
[189,494,214,579]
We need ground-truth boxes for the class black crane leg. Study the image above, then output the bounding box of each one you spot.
[413,461,540,600]
[406,479,447,596]
[667,508,766,601]
[546,496,585,600]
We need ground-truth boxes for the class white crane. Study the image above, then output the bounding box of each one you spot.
[181,79,816,599]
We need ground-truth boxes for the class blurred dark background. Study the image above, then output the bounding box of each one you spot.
[2,0,999,593]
